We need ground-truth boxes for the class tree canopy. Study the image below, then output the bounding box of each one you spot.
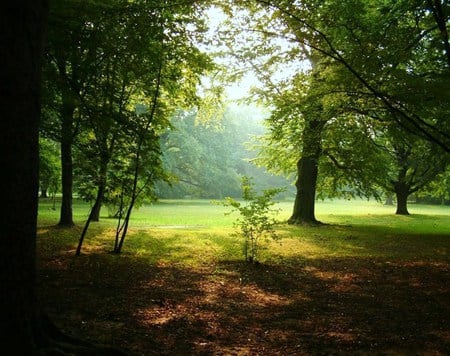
[212,0,450,222]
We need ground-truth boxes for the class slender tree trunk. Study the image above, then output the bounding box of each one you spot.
[76,182,105,255]
[288,119,324,225]
[394,182,410,215]
[58,93,75,227]
[90,159,108,222]
[90,191,103,221]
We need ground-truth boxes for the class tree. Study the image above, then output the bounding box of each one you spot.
[371,126,449,214]
[44,0,214,231]
[157,105,290,199]
[216,1,450,223]
[43,0,97,227]
[0,2,46,351]
[73,1,214,253]
[254,0,450,152]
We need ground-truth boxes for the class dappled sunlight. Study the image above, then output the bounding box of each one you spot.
[35,199,450,354]
[303,266,361,293]
[37,248,450,355]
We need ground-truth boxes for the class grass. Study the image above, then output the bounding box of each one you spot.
[36,198,450,355]
[38,197,450,263]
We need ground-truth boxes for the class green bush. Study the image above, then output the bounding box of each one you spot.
[222,177,284,263]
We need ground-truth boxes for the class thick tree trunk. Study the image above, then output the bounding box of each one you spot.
[0,5,129,353]
[289,156,320,224]
[288,119,324,225]
[0,1,47,352]
[394,183,410,215]
[58,94,75,227]
[41,187,48,198]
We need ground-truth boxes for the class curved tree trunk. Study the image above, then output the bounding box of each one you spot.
[288,119,324,225]
[90,159,108,222]
[76,182,105,255]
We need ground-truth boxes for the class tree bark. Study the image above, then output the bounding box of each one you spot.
[58,93,75,227]
[76,181,105,255]
[41,187,48,198]
[0,3,128,354]
[394,182,410,215]
[90,159,108,222]
[288,119,324,225]
[0,1,47,352]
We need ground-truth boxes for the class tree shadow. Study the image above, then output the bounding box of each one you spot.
[37,239,450,355]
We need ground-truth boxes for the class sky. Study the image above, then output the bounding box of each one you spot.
[200,6,309,102]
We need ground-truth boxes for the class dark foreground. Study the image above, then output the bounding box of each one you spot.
[37,248,449,355]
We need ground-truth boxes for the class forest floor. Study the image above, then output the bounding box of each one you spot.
[37,244,450,355]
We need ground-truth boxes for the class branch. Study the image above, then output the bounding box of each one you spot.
[255,0,450,152]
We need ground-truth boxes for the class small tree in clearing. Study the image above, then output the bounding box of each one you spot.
[223,177,284,263]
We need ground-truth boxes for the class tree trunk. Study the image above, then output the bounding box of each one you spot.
[0,1,46,352]
[76,182,105,255]
[288,119,324,225]
[58,93,75,227]
[0,5,128,353]
[90,188,103,221]
[394,182,410,215]
[90,159,108,222]
[41,187,48,198]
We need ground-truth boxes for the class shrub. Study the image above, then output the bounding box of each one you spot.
[222,177,284,263]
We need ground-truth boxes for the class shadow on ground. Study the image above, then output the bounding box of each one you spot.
[37,242,450,356]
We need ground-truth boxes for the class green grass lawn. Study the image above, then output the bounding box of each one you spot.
[36,198,450,355]
[37,198,450,263]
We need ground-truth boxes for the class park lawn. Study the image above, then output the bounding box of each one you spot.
[36,199,450,355]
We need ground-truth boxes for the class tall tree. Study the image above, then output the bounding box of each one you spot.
[0,2,47,351]
[217,1,450,223]
[74,1,213,253]
[44,1,97,226]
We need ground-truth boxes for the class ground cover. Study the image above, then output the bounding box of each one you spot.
[37,199,450,355]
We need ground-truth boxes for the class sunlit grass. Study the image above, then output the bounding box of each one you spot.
[37,198,450,265]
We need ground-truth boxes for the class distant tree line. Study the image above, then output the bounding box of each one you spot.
[156,106,292,199]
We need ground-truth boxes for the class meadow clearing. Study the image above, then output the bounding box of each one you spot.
[36,198,450,355]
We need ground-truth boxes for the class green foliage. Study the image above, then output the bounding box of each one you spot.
[217,0,450,215]
[221,177,284,263]
[43,0,216,228]
[39,137,61,198]
[417,167,450,205]
[157,106,291,199]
